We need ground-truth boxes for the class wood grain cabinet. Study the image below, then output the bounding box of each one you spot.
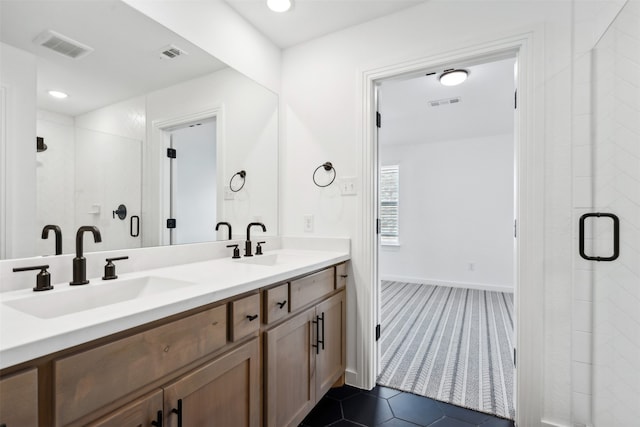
[0,368,38,427]
[164,337,260,427]
[264,289,345,427]
[85,389,163,427]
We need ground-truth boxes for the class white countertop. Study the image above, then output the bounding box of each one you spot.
[0,249,349,370]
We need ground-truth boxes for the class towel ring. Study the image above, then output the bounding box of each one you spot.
[230,170,246,192]
[313,162,336,188]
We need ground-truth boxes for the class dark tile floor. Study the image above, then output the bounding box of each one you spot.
[299,385,515,427]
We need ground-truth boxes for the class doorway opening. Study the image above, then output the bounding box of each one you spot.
[375,55,517,420]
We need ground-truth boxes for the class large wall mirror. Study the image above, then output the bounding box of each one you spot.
[0,0,278,259]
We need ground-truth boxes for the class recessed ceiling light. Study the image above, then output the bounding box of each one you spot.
[48,90,68,99]
[439,69,468,86]
[267,0,292,12]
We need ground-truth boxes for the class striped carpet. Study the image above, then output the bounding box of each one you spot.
[377,281,515,420]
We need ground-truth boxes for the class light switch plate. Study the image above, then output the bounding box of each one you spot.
[339,177,357,196]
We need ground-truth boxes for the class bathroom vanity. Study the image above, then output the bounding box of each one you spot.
[0,249,349,427]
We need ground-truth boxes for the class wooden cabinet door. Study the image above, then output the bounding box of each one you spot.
[264,307,316,427]
[86,389,163,427]
[315,290,346,399]
[163,338,260,427]
[0,368,38,427]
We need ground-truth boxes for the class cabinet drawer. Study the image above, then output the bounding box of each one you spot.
[263,283,289,324]
[290,268,335,311]
[335,263,348,289]
[229,293,261,341]
[54,304,227,426]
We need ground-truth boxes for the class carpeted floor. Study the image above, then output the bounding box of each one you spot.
[377,281,515,420]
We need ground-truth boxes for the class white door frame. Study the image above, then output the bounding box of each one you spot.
[355,32,544,427]
[151,106,225,246]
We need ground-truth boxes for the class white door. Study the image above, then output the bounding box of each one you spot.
[590,2,640,424]
[169,119,217,245]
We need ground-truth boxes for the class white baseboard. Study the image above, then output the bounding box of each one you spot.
[345,369,360,388]
[380,275,514,293]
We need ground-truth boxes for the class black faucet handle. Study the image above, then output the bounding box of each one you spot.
[13,265,53,292]
[103,256,129,280]
[256,241,266,255]
[226,244,241,259]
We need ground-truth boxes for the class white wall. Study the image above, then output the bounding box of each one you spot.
[0,42,37,259]
[122,0,281,93]
[278,1,625,425]
[379,134,514,292]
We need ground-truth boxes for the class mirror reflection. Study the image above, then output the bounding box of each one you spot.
[0,0,278,259]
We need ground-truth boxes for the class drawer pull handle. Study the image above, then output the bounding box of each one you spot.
[276,300,287,309]
[340,274,348,278]
[151,410,163,427]
[246,314,258,321]
[171,399,182,427]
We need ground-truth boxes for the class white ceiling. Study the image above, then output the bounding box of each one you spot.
[0,0,227,116]
[224,0,427,48]
[379,57,517,145]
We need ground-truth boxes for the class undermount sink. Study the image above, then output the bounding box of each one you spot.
[233,253,280,266]
[2,276,196,319]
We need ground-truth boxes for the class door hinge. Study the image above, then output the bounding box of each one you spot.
[514,90,517,109]
[513,348,516,367]
[376,218,381,235]
[376,324,381,341]
[376,111,381,128]
[167,148,177,158]
[166,218,176,229]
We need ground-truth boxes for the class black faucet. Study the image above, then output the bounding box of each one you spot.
[70,226,102,286]
[215,221,232,240]
[245,222,266,257]
[41,224,62,255]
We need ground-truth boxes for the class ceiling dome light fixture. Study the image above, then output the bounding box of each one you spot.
[267,0,291,12]
[48,90,68,99]
[439,69,468,86]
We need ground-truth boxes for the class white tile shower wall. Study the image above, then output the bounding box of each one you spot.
[590,1,640,425]
[36,111,76,256]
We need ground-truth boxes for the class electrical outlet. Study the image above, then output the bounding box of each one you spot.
[304,214,313,232]
[339,177,357,196]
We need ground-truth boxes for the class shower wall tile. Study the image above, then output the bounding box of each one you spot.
[571,361,592,395]
[573,300,592,333]
[571,331,592,364]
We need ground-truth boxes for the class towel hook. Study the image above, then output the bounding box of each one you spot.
[313,162,336,188]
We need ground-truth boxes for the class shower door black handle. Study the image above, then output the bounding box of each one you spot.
[579,213,619,261]
[130,215,140,237]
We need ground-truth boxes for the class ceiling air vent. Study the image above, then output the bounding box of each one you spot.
[33,30,94,59]
[429,97,462,107]
[159,44,188,59]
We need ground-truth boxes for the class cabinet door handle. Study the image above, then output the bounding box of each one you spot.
[318,312,325,351]
[151,410,163,427]
[312,317,320,355]
[171,399,182,427]
[276,300,287,309]
[246,314,258,321]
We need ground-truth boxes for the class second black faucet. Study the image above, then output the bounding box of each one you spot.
[245,222,266,257]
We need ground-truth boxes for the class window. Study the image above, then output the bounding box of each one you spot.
[379,165,399,245]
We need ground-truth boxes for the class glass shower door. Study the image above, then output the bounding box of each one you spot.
[591,2,640,425]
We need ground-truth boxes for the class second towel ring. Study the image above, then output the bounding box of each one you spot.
[230,170,246,192]
[313,162,336,188]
